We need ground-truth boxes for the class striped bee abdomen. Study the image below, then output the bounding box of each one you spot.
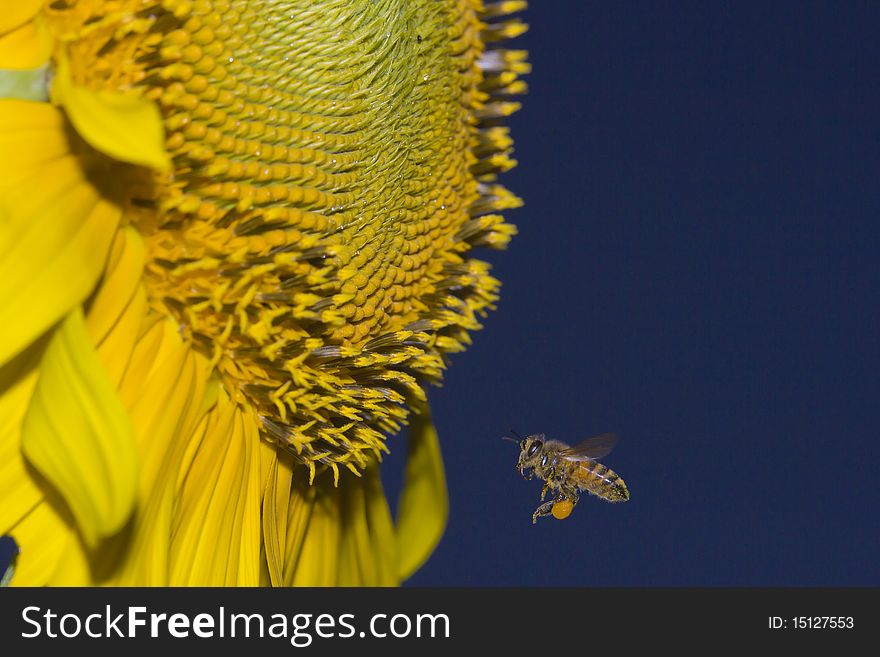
[576,461,630,502]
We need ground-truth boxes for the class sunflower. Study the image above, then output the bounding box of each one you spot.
[0,0,527,585]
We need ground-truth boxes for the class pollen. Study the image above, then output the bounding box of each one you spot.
[551,500,573,520]
[46,0,526,476]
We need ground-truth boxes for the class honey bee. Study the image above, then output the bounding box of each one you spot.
[504,432,630,523]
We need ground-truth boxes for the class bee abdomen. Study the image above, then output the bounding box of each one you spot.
[577,461,630,502]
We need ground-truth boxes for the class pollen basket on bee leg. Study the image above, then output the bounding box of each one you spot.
[551,500,573,520]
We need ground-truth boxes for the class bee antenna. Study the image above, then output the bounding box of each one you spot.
[500,436,519,444]
[508,428,524,441]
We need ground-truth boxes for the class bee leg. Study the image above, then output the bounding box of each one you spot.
[540,482,550,501]
[531,501,555,524]
[540,469,560,501]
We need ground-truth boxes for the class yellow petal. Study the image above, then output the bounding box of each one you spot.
[7,501,74,587]
[0,101,73,183]
[85,226,147,386]
[338,477,372,585]
[282,477,316,586]
[292,482,341,586]
[0,18,51,69]
[363,466,399,586]
[86,227,144,345]
[262,451,294,587]
[109,319,214,585]
[0,331,91,586]
[395,398,448,581]
[169,394,262,585]
[337,471,399,586]
[0,338,46,534]
[0,102,121,368]
[0,0,42,36]
[20,308,138,547]
[51,53,170,171]
[46,524,100,585]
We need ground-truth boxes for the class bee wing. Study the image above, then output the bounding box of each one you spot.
[559,433,619,461]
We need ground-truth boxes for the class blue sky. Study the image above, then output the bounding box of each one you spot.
[383,1,880,586]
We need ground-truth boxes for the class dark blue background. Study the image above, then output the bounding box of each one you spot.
[384,1,880,585]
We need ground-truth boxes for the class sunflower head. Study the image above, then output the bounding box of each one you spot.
[1,0,527,585]
[40,0,525,480]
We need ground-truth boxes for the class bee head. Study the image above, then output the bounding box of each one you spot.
[515,434,545,480]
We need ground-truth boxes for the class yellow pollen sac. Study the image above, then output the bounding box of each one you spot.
[46,0,527,477]
[551,500,574,520]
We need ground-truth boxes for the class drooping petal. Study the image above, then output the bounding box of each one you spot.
[364,467,399,586]
[1,335,86,587]
[0,0,42,36]
[282,477,316,587]
[6,499,75,586]
[395,399,448,581]
[338,470,398,586]
[168,392,263,585]
[260,462,399,586]
[85,226,147,386]
[262,450,295,587]
[109,318,216,586]
[0,102,121,368]
[88,246,201,584]
[0,339,45,534]
[0,17,51,69]
[51,54,170,172]
[291,483,342,586]
[20,308,138,547]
